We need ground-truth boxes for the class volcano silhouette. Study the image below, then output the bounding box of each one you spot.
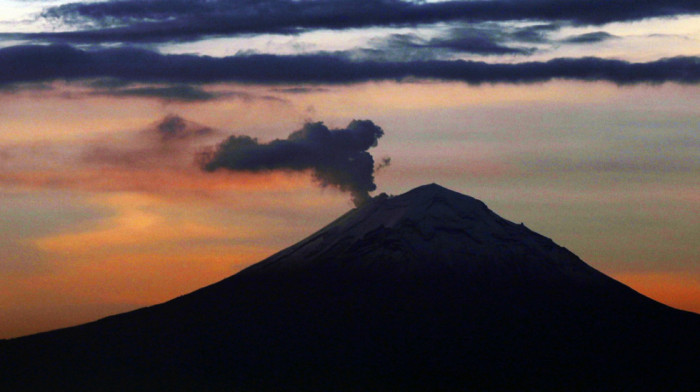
[1,184,698,391]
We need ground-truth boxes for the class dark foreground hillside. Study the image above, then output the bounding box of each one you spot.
[2,184,698,391]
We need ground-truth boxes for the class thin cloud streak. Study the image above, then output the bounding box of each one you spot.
[361,27,536,59]
[22,0,700,43]
[92,85,223,102]
[1,45,698,87]
[562,31,619,44]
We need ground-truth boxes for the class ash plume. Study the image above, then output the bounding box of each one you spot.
[375,157,391,172]
[82,114,217,169]
[201,120,386,206]
[154,114,214,142]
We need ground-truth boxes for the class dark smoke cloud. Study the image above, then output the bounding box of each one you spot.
[201,120,386,206]
[1,45,698,87]
[20,0,700,43]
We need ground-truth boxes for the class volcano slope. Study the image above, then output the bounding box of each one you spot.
[1,184,698,391]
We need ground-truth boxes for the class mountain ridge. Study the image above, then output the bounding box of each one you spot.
[1,183,698,391]
[231,183,628,293]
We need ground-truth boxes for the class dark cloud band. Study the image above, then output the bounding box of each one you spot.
[1,45,698,86]
[31,0,700,43]
[562,31,619,44]
[94,85,221,102]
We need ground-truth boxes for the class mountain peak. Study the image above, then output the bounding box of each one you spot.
[376,182,481,204]
[3,184,699,392]
[377,182,489,218]
[404,182,449,194]
[245,184,585,279]
[322,183,491,239]
[403,182,455,195]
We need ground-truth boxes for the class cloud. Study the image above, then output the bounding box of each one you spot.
[84,83,287,103]
[0,115,388,205]
[92,84,222,102]
[0,114,347,203]
[510,23,561,43]
[201,120,386,206]
[23,0,700,43]
[562,31,619,44]
[152,114,214,141]
[271,87,330,94]
[423,28,535,55]
[361,25,539,59]
[0,81,54,94]
[82,114,218,169]
[1,45,698,87]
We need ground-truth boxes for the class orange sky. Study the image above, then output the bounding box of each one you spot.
[1,80,698,338]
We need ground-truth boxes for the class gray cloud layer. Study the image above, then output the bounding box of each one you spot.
[562,31,619,44]
[360,25,547,59]
[1,45,698,87]
[201,120,386,206]
[94,85,222,102]
[24,0,700,43]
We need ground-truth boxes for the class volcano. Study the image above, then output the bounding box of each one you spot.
[1,184,698,391]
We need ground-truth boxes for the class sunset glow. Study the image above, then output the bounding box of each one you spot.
[1,0,698,338]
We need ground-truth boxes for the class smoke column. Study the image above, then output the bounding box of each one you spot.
[201,120,386,206]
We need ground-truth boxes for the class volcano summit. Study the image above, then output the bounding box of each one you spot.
[1,184,698,391]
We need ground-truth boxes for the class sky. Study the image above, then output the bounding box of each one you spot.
[0,0,698,339]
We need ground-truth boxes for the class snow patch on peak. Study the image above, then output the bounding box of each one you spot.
[243,183,595,280]
[306,183,496,241]
[264,184,511,261]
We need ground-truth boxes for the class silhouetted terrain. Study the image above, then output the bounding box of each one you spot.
[1,184,698,391]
